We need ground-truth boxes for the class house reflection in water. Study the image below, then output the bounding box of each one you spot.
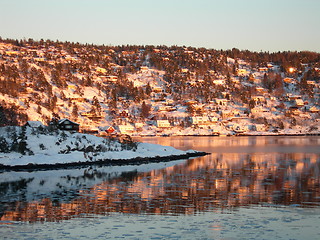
[1,150,320,223]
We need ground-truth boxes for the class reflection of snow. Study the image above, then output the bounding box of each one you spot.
[0,160,186,203]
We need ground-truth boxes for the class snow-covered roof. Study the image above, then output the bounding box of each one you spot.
[58,118,80,126]
[25,121,44,128]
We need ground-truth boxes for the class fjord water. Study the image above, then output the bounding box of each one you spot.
[1,136,320,239]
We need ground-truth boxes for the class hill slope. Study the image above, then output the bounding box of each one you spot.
[0,38,320,135]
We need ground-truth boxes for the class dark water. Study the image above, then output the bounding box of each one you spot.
[1,136,320,239]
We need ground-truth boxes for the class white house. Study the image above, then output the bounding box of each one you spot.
[156,120,171,128]
[213,79,226,85]
[25,121,44,128]
[251,107,270,114]
[191,116,210,125]
[227,124,249,133]
[118,124,135,135]
[135,122,145,130]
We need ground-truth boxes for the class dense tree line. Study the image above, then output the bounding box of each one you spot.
[0,103,28,127]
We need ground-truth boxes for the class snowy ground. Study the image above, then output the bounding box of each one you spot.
[0,126,197,167]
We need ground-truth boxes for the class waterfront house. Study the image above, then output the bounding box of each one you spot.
[118,124,135,135]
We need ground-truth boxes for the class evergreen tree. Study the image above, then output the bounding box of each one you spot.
[0,136,9,153]
[72,104,79,120]
[141,101,151,118]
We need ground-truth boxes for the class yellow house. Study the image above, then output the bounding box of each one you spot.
[156,120,171,128]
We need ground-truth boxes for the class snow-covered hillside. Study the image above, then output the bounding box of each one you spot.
[0,39,320,136]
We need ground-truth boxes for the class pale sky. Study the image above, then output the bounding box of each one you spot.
[0,0,319,52]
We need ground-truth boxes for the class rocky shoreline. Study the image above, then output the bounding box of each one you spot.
[0,151,209,172]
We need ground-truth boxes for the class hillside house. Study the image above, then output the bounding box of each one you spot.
[119,110,129,118]
[210,117,218,123]
[267,63,274,69]
[293,99,305,107]
[286,94,302,101]
[307,80,317,87]
[193,104,205,113]
[213,79,225,85]
[152,86,163,93]
[156,120,171,128]
[191,116,210,125]
[227,124,248,133]
[283,78,295,84]
[105,126,116,134]
[96,67,107,74]
[67,85,77,90]
[251,107,270,114]
[215,98,229,106]
[157,105,176,112]
[232,78,240,84]
[135,122,144,130]
[237,69,248,76]
[68,97,87,102]
[255,87,267,94]
[158,105,168,112]
[309,106,320,113]
[88,115,104,121]
[258,67,268,72]
[221,111,234,119]
[288,107,301,115]
[140,66,149,72]
[105,76,118,82]
[118,124,135,135]
[58,119,80,132]
[252,95,265,103]
[230,115,249,123]
[24,121,44,128]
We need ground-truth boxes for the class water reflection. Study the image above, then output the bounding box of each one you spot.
[1,137,320,223]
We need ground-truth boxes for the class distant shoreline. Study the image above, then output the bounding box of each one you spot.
[135,132,320,137]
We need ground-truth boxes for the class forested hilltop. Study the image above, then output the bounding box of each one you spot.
[1,37,320,136]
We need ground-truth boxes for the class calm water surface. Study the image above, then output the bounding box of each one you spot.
[1,136,320,239]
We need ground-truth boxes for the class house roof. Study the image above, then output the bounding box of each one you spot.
[58,118,80,126]
[26,121,44,128]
